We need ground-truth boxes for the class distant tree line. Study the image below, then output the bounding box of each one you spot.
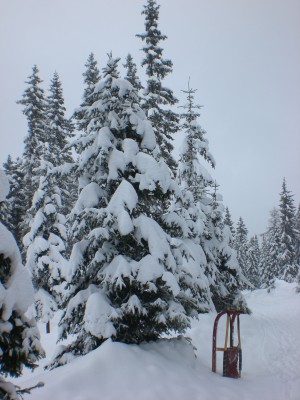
[224,179,300,290]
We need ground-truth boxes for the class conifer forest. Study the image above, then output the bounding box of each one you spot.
[0,1,299,399]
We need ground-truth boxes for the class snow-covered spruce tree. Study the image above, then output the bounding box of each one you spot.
[206,187,247,310]
[278,178,299,282]
[259,234,269,286]
[0,170,44,399]
[46,72,74,165]
[177,84,215,197]
[234,217,249,287]
[123,53,143,92]
[69,53,102,253]
[245,235,261,288]
[177,84,246,312]
[260,208,281,289]
[23,160,68,334]
[136,0,179,174]
[0,162,13,232]
[46,71,75,215]
[224,207,235,241]
[1,156,26,248]
[176,84,216,300]
[17,66,47,225]
[50,55,208,366]
[73,53,101,132]
[296,205,300,293]
[296,204,300,266]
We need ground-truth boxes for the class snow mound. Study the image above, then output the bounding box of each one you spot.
[18,337,198,400]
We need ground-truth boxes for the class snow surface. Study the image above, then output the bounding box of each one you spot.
[13,280,300,400]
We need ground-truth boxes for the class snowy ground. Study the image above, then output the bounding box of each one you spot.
[14,280,300,400]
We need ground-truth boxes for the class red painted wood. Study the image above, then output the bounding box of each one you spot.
[223,346,240,378]
[212,309,245,377]
[212,310,228,372]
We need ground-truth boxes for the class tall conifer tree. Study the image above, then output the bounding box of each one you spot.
[296,204,300,292]
[224,207,235,240]
[50,55,207,367]
[22,72,72,332]
[177,84,245,312]
[123,53,143,92]
[260,208,281,288]
[46,72,74,164]
[2,156,25,245]
[73,53,101,132]
[17,66,47,216]
[177,84,215,194]
[0,170,44,398]
[0,158,13,232]
[245,235,261,288]
[296,204,300,266]
[23,161,68,333]
[46,72,75,215]
[206,186,246,309]
[260,234,272,289]
[234,217,249,287]
[278,178,299,282]
[137,0,179,174]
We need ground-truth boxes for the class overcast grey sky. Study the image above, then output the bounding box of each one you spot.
[0,0,299,236]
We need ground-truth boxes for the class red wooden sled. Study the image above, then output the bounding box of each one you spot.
[212,309,245,378]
